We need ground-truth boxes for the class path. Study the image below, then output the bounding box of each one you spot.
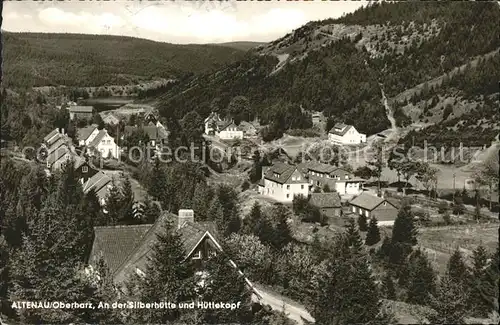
[253,284,315,325]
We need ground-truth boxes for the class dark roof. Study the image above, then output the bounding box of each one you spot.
[349,192,397,211]
[88,130,108,147]
[83,171,113,201]
[111,213,222,283]
[264,162,301,184]
[299,161,338,174]
[77,125,98,141]
[124,126,168,141]
[328,123,353,136]
[309,192,341,208]
[47,145,70,165]
[217,120,234,131]
[90,224,153,274]
[69,106,94,113]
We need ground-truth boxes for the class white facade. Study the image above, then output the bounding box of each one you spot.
[259,169,309,202]
[334,181,362,195]
[218,127,244,140]
[94,133,119,159]
[328,126,366,145]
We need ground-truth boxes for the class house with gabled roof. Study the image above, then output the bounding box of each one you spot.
[102,113,121,125]
[298,161,364,196]
[349,192,399,224]
[258,162,309,202]
[204,112,222,135]
[88,209,262,300]
[87,129,119,159]
[123,124,169,149]
[82,171,113,206]
[69,105,94,121]
[217,120,244,140]
[77,124,100,147]
[309,192,342,218]
[328,123,366,145]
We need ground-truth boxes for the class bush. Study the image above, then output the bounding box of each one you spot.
[241,180,250,192]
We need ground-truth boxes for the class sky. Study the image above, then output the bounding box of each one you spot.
[2,0,369,44]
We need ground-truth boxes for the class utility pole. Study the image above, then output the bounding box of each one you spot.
[452,172,456,202]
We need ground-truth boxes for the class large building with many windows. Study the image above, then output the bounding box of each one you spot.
[258,162,309,202]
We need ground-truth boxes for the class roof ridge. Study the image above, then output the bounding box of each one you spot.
[94,224,154,230]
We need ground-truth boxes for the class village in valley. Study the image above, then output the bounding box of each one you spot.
[1,1,499,325]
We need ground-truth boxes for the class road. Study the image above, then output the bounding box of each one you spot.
[252,284,315,325]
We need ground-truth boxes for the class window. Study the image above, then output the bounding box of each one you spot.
[192,251,202,260]
[301,185,304,189]
[286,194,290,199]
[287,185,290,190]
[383,201,387,206]
[296,176,300,181]
[82,166,88,173]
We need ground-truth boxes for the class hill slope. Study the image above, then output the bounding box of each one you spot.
[155,1,500,141]
[1,32,247,89]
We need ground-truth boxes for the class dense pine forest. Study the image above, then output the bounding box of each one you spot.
[1,32,246,89]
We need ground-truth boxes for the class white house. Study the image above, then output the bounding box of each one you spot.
[258,163,309,202]
[204,112,222,135]
[87,129,120,159]
[217,121,244,140]
[77,124,100,146]
[328,123,366,145]
[298,161,364,197]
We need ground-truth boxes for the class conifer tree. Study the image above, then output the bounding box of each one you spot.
[199,254,254,323]
[208,196,226,235]
[392,203,418,245]
[357,213,368,231]
[345,217,363,253]
[242,201,262,235]
[119,175,135,224]
[427,276,468,325]
[468,245,491,317]
[365,217,381,246]
[104,179,123,226]
[192,182,212,221]
[382,272,396,300]
[83,188,106,226]
[126,219,195,323]
[271,204,293,250]
[141,195,161,224]
[446,248,470,288]
[406,251,436,305]
[254,215,275,248]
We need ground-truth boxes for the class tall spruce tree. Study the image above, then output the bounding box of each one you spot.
[198,254,254,323]
[119,176,135,224]
[345,217,364,253]
[125,219,195,323]
[427,276,468,325]
[104,179,123,226]
[446,248,470,288]
[209,196,226,236]
[468,245,491,317]
[392,203,418,245]
[365,217,381,246]
[382,272,396,300]
[271,204,293,250]
[357,213,368,231]
[242,201,263,235]
[406,251,436,305]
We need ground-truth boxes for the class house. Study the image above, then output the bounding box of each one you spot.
[77,124,100,146]
[204,112,222,135]
[102,113,120,125]
[238,121,258,137]
[74,156,98,183]
[123,125,169,149]
[143,110,158,124]
[87,129,120,159]
[328,123,366,145]
[43,128,74,171]
[217,120,244,140]
[311,111,324,125]
[309,192,342,218]
[82,171,113,206]
[298,161,364,196]
[46,145,73,171]
[69,106,94,121]
[349,192,399,224]
[258,162,309,202]
[88,209,261,299]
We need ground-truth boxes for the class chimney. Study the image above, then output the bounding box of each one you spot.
[61,128,65,135]
[177,209,194,229]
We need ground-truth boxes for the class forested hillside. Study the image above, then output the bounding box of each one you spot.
[155,1,500,138]
[1,32,246,89]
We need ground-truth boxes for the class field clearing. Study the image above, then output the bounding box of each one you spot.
[418,224,498,254]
